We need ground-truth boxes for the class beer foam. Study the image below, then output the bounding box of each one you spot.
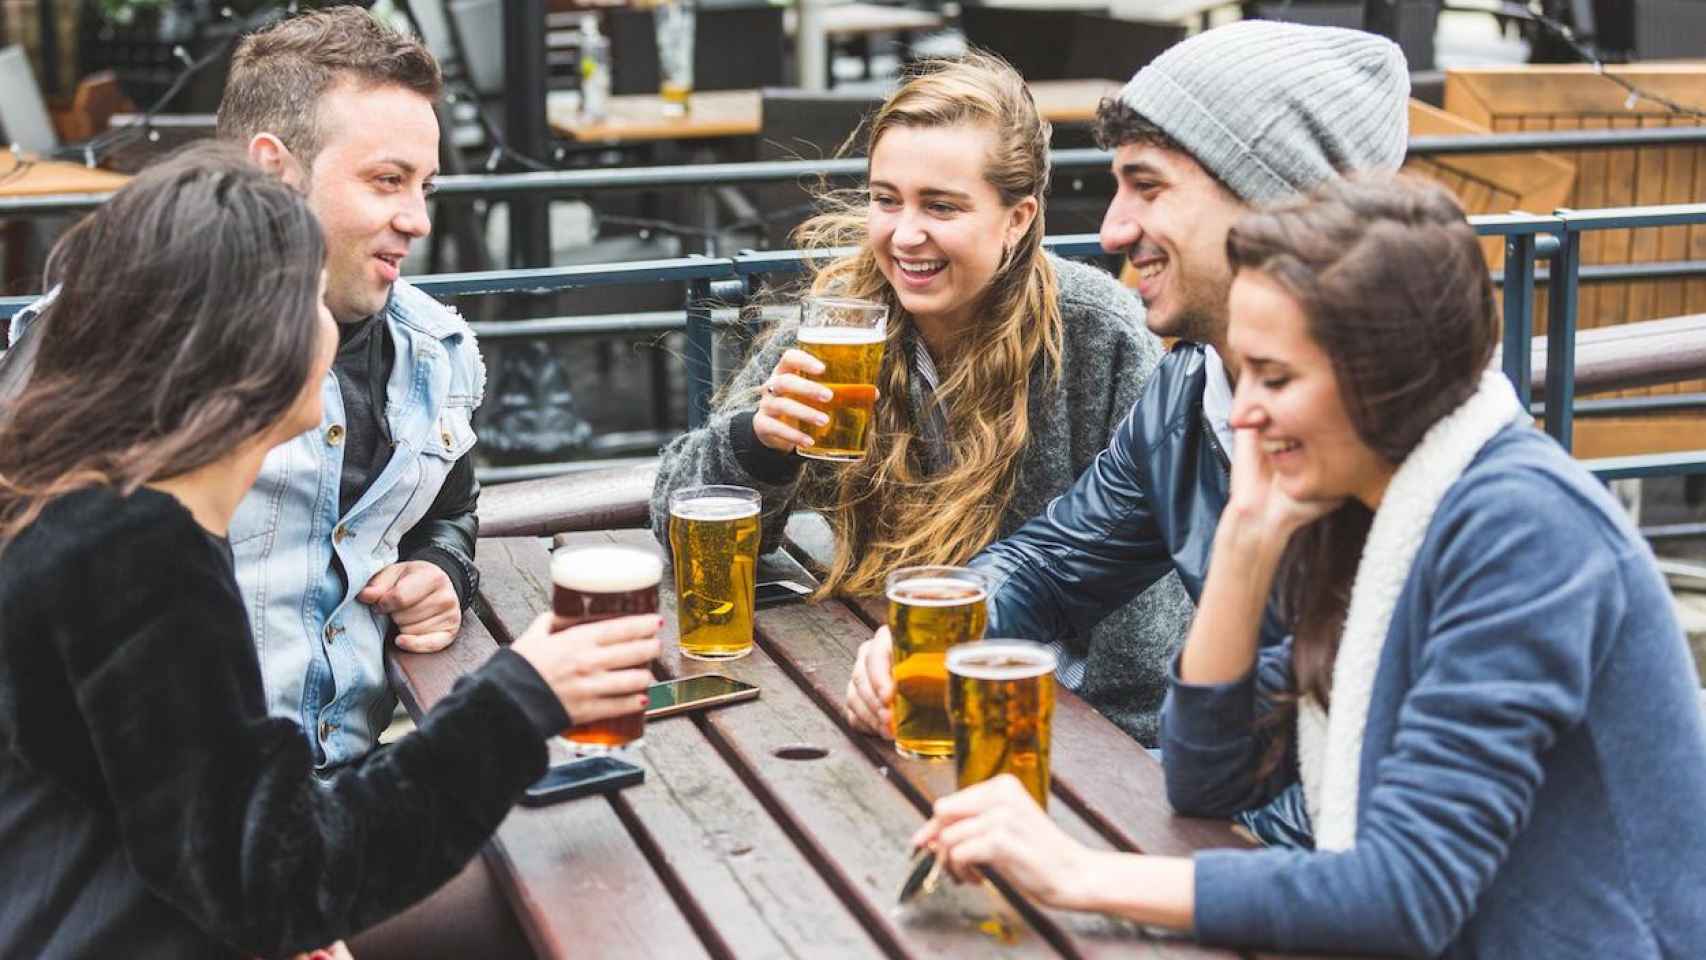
[947,642,1057,680]
[886,577,988,606]
[798,325,886,345]
[551,545,663,591]
[669,495,761,521]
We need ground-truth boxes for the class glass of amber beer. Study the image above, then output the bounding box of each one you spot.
[668,485,762,660]
[795,296,887,462]
[551,543,663,755]
[886,565,989,759]
[947,640,1056,807]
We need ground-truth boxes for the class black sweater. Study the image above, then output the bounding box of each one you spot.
[0,487,562,958]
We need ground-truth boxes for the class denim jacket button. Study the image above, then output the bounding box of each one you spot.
[333,524,349,544]
[325,424,345,446]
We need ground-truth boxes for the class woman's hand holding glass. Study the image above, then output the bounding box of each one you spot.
[509,612,661,729]
[752,349,836,454]
[844,626,896,737]
[911,775,1092,906]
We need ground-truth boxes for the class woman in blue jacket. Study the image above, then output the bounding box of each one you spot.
[911,176,1706,958]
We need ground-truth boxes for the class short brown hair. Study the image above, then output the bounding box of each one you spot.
[216,7,442,168]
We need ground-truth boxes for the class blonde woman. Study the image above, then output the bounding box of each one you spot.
[650,53,1193,745]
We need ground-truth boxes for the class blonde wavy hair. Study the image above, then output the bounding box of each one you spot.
[781,52,1063,597]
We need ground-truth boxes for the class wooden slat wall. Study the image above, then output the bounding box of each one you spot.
[1445,66,1706,405]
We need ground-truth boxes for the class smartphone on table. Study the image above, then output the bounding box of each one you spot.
[646,674,759,719]
[523,756,643,806]
[755,579,811,609]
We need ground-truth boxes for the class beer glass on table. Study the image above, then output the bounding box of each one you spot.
[551,544,663,755]
[947,640,1057,807]
[886,565,989,759]
[668,485,762,661]
[795,296,887,462]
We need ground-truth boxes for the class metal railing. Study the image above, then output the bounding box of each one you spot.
[5,124,1706,218]
[5,210,1706,483]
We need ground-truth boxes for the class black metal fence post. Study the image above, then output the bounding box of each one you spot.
[1501,233,1538,409]
[502,0,551,268]
[1544,222,1582,451]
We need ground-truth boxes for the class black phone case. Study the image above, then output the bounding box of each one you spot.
[521,756,644,806]
[755,580,810,609]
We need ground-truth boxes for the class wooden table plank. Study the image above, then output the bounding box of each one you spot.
[480,535,893,959]
[610,530,1247,959]
[387,571,712,960]
[554,531,1068,958]
[736,571,1237,960]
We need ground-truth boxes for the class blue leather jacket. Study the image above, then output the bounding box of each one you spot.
[971,341,1285,651]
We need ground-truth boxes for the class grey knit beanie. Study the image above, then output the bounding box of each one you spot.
[1116,20,1410,204]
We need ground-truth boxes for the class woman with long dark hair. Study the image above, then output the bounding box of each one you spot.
[910,176,1706,957]
[0,145,661,957]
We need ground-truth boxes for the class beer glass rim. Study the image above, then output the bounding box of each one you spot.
[668,484,761,514]
[884,564,990,595]
[550,542,663,589]
[946,639,1057,679]
[802,294,887,326]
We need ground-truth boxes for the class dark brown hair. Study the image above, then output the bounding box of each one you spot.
[0,143,326,543]
[1225,175,1497,766]
[1092,96,1233,196]
[216,7,442,169]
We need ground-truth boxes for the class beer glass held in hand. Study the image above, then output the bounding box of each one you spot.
[886,565,989,759]
[795,296,887,462]
[668,485,762,661]
[551,544,663,755]
[947,640,1056,807]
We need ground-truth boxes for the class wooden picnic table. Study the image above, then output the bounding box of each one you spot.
[382,526,1366,959]
[547,79,1120,143]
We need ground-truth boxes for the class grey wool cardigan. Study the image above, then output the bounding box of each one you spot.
[650,255,1196,745]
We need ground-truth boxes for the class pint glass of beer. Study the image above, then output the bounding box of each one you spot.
[668,485,762,661]
[795,296,887,462]
[551,543,663,755]
[947,640,1057,807]
[886,565,989,759]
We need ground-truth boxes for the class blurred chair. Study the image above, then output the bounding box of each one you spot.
[609,6,786,96]
[752,87,885,249]
[1246,1,1439,70]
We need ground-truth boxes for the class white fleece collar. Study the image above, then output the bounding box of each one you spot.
[1298,369,1529,851]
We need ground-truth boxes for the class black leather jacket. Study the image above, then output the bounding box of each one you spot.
[972,341,1285,648]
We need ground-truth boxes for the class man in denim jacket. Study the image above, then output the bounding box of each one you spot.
[6,9,483,769]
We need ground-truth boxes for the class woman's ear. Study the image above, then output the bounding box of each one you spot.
[1005,195,1039,250]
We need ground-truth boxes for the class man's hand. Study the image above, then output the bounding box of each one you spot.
[359,561,462,652]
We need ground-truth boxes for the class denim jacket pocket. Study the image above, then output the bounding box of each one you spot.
[426,403,478,463]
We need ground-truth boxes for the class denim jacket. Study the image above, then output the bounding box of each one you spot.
[229,281,483,767]
[8,282,486,767]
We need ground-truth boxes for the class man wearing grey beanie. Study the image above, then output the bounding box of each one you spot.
[844,19,1407,845]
